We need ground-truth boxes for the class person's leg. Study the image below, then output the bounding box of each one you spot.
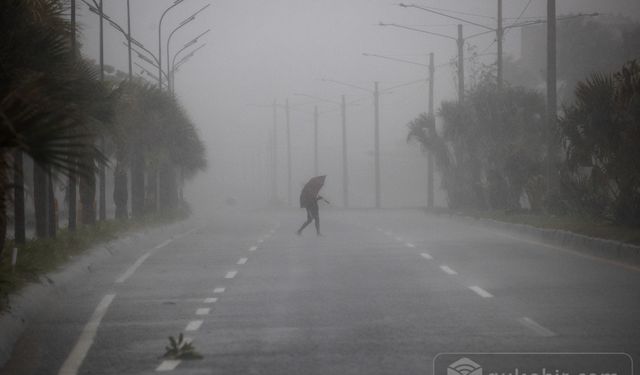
[297,208,313,234]
[310,204,320,235]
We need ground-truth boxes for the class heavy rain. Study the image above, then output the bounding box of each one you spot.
[0,1,639,374]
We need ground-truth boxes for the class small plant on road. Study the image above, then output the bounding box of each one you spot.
[163,333,203,360]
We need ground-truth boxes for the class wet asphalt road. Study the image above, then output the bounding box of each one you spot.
[2,209,639,375]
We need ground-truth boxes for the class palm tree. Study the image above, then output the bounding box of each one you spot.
[0,0,111,254]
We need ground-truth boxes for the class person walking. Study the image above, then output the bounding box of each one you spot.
[297,175,330,236]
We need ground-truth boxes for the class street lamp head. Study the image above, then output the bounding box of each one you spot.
[173,0,184,4]
[398,3,408,7]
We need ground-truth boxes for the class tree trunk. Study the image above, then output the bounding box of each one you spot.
[146,166,158,214]
[33,162,48,238]
[47,170,56,238]
[79,155,96,225]
[159,163,178,212]
[14,150,25,245]
[130,148,145,218]
[68,166,77,232]
[0,152,7,258]
[113,160,128,219]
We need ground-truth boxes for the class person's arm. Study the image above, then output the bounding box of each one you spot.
[318,196,330,204]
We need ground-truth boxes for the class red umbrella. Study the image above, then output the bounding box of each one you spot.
[299,175,326,207]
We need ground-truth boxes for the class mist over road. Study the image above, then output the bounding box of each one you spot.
[2,209,639,374]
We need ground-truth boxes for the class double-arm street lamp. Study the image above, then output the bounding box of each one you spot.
[166,4,211,91]
[171,42,207,94]
[158,0,185,89]
[169,29,210,92]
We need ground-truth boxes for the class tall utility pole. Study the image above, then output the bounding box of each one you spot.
[68,0,77,232]
[427,52,435,209]
[497,0,504,89]
[457,24,465,103]
[271,100,278,204]
[313,106,319,176]
[374,81,381,209]
[546,0,557,194]
[341,95,349,208]
[127,0,132,79]
[285,99,292,207]
[98,0,106,221]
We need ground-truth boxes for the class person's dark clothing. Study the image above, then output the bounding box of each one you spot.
[297,196,322,235]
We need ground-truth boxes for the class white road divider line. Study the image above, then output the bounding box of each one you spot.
[58,294,116,375]
[440,265,458,275]
[204,297,218,304]
[213,287,225,294]
[154,239,172,249]
[156,360,181,372]
[517,317,556,337]
[116,252,152,284]
[468,286,494,298]
[405,243,416,248]
[249,246,258,252]
[185,320,203,331]
[395,236,404,242]
[257,239,264,244]
[225,270,238,279]
[237,257,248,265]
[196,308,210,316]
[420,253,433,260]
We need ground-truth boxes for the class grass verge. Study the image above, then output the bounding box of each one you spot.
[439,208,640,246]
[0,209,188,313]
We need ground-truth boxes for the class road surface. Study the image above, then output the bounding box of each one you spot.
[2,209,639,374]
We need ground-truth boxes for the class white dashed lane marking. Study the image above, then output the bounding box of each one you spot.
[405,243,416,248]
[213,287,225,294]
[237,257,248,265]
[156,360,180,372]
[196,308,210,316]
[440,265,458,275]
[420,253,433,260]
[225,270,238,279]
[468,286,494,298]
[185,320,203,331]
[204,297,218,304]
[517,317,556,337]
[249,246,258,252]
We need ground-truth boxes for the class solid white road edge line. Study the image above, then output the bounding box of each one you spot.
[420,253,433,260]
[468,286,494,298]
[225,270,238,279]
[237,257,248,265]
[517,317,556,337]
[185,320,203,331]
[156,360,181,372]
[58,294,116,375]
[115,251,153,284]
[440,265,458,275]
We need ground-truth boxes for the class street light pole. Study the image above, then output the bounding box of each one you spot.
[127,0,132,80]
[341,95,348,208]
[546,0,557,195]
[286,99,292,207]
[272,100,278,205]
[427,52,435,209]
[314,105,319,176]
[158,0,184,89]
[457,24,465,103]
[497,0,504,89]
[98,0,106,222]
[374,81,381,209]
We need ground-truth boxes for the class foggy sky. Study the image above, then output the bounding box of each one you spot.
[77,1,640,210]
